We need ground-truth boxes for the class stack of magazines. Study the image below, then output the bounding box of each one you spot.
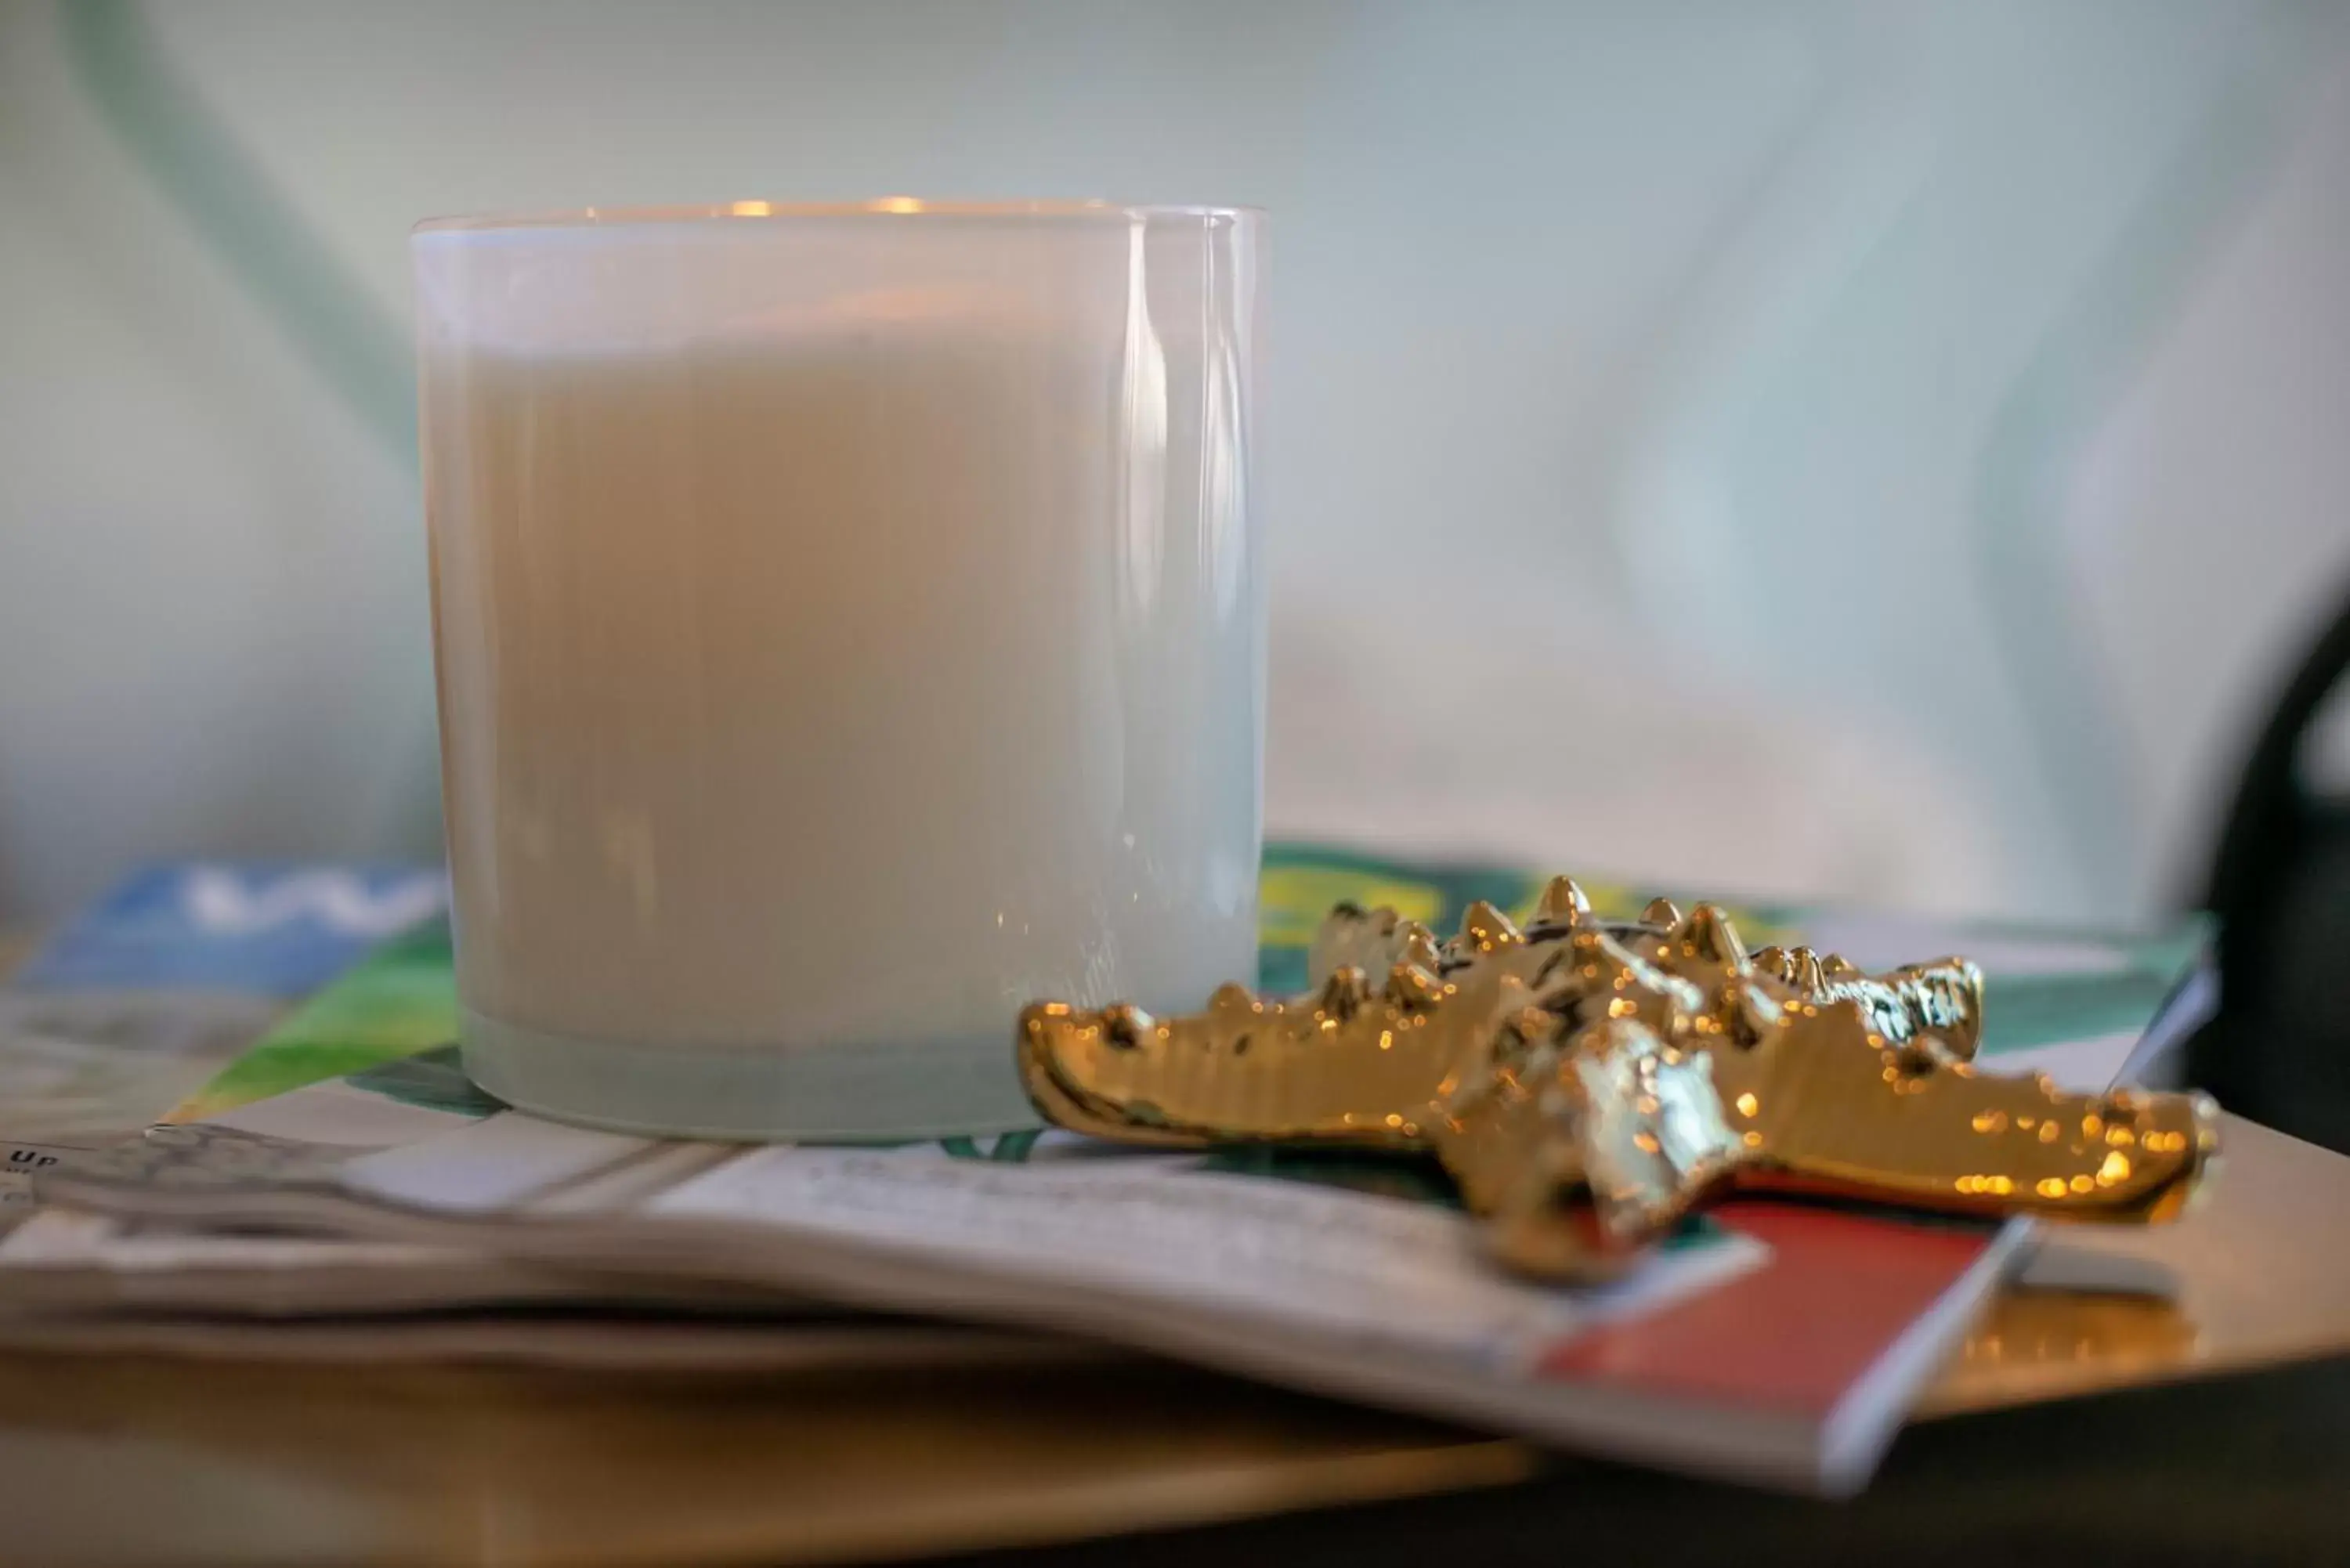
[0,850,2212,1495]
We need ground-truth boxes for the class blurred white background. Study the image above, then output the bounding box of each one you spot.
[3,0,2348,923]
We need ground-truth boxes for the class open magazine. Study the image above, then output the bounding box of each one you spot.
[0,862,449,1226]
[2,846,2214,1494]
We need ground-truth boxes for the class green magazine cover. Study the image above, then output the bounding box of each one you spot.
[167,842,2208,1123]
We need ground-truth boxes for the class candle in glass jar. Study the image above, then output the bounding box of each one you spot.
[415,204,1264,1138]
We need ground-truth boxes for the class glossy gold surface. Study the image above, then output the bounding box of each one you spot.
[1018,879,2218,1278]
[1929,1113,2350,1415]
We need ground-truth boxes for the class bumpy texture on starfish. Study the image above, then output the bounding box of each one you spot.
[1018,877,2218,1279]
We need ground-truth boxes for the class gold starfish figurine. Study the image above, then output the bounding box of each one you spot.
[1016,878,2218,1280]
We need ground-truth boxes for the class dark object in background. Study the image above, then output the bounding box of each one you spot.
[2193,576,2350,1154]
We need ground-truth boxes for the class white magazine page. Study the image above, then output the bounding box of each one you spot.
[333,1121,1769,1369]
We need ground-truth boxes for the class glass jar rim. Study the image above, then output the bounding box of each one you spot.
[414,198,1260,236]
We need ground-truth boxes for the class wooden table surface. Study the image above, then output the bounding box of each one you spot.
[2,1110,2344,1567]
